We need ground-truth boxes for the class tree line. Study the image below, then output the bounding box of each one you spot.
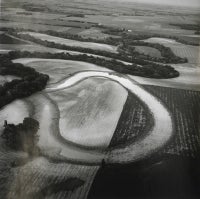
[0,54,49,109]
[8,51,179,79]
[13,32,187,65]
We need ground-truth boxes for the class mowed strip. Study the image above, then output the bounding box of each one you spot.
[18,32,118,53]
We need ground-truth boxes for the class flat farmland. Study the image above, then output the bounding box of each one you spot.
[18,32,118,53]
[134,46,162,58]
[0,44,69,54]
[144,37,199,64]
[78,28,115,40]
[144,85,200,158]
[48,77,128,149]
[6,157,99,199]
[130,64,200,91]
[109,91,153,149]
[78,14,195,35]
[14,58,111,84]
[0,21,75,32]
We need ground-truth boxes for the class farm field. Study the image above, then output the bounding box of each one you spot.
[14,58,112,84]
[134,46,162,58]
[18,32,118,53]
[48,78,127,148]
[130,64,200,91]
[0,44,70,54]
[78,28,117,40]
[0,0,200,198]
[144,85,200,158]
[144,37,200,64]
[109,91,153,149]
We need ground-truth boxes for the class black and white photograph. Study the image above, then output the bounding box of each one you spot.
[0,0,200,198]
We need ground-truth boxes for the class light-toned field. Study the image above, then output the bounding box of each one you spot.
[7,157,99,199]
[130,64,200,91]
[134,46,162,58]
[78,28,114,40]
[0,100,30,133]
[14,58,111,84]
[19,32,118,53]
[26,93,104,162]
[144,37,200,64]
[47,71,173,163]
[77,14,195,36]
[48,77,128,148]
[0,44,68,53]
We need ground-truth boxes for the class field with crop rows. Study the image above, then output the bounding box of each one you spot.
[48,77,127,149]
[109,91,153,149]
[144,85,200,158]
[144,37,199,64]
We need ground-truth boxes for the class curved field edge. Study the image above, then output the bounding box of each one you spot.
[109,91,154,149]
[47,71,173,164]
[19,32,118,53]
[48,77,128,149]
[13,58,112,84]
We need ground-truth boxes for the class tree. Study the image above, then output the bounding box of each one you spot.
[1,118,40,155]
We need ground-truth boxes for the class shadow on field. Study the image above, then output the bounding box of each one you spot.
[88,155,200,199]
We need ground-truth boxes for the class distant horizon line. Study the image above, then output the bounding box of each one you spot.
[95,0,200,9]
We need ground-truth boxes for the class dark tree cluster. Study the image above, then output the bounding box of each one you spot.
[119,40,188,64]
[9,51,179,79]
[15,32,187,64]
[122,33,199,46]
[1,118,39,154]
[0,33,26,44]
[0,54,49,109]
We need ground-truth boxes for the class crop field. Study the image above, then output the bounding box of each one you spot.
[0,33,26,44]
[18,32,118,53]
[109,91,153,149]
[14,58,111,84]
[0,152,99,199]
[0,21,78,33]
[144,37,199,64]
[78,28,114,40]
[130,64,200,91]
[0,44,69,54]
[1,0,200,198]
[48,77,128,148]
[25,93,104,162]
[7,157,99,199]
[144,85,200,158]
[134,46,162,58]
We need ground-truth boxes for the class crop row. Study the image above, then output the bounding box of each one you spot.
[109,91,153,149]
[144,85,200,158]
